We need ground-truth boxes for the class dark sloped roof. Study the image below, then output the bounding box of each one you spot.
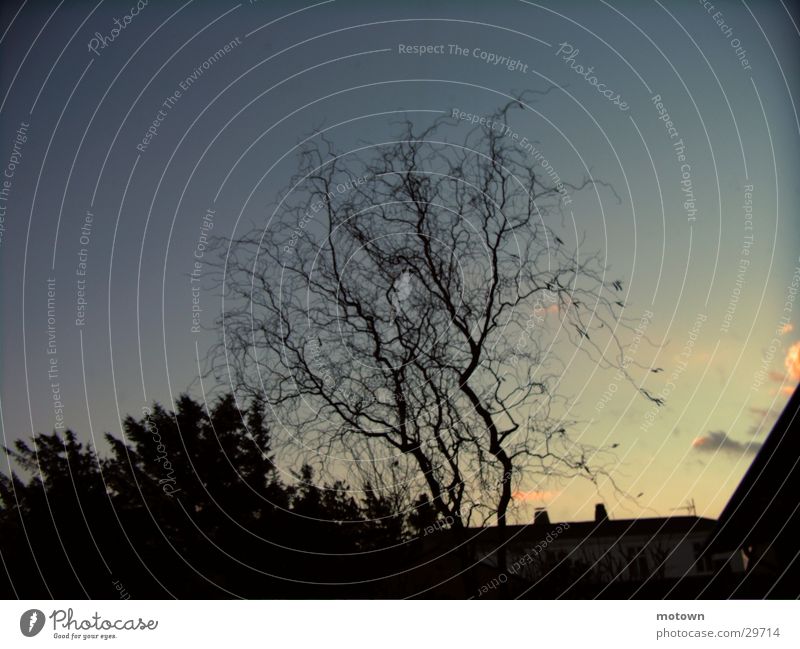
[706,385,800,553]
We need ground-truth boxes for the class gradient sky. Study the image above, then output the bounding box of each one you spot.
[1,0,799,525]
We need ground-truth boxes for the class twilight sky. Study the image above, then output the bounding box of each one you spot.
[1,0,799,524]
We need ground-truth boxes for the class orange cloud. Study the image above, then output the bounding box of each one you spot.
[512,490,557,502]
[785,341,800,381]
[779,323,794,335]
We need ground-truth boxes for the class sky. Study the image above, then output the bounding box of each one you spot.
[1,0,799,525]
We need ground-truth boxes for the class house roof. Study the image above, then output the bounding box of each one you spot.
[417,515,715,555]
[706,385,800,554]
[464,515,715,544]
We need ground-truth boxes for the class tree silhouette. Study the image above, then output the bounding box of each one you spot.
[211,97,656,533]
[1,394,411,598]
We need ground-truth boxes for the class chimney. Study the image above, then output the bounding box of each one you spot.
[533,508,550,525]
[595,503,608,522]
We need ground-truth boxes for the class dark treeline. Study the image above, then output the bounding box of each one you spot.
[0,394,434,598]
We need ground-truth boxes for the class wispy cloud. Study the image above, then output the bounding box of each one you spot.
[512,489,557,502]
[691,430,762,456]
[748,405,783,436]
[749,406,780,420]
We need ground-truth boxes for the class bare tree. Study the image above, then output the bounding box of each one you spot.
[210,97,658,532]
